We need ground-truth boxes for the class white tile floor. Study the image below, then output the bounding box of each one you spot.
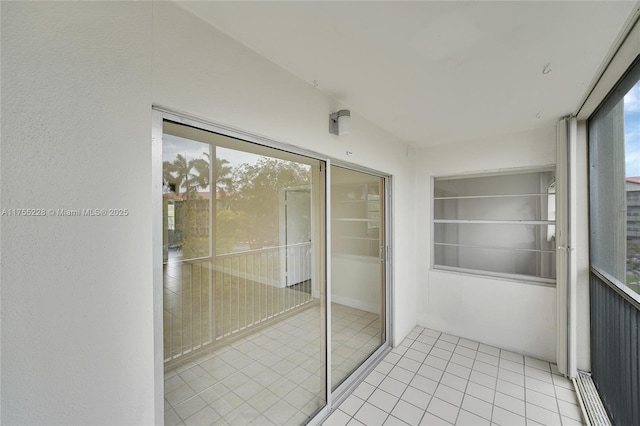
[323,327,585,426]
[165,312,584,426]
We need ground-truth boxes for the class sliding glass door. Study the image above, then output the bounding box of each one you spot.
[155,112,391,424]
[330,166,386,389]
[162,121,326,425]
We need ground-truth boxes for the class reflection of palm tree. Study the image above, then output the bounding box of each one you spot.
[163,153,234,203]
[164,154,194,196]
[163,153,212,259]
[163,153,207,197]
[190,154,210,190]
[162,160,178,193]
[215,157,233,207]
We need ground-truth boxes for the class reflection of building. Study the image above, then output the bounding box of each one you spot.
[163,191,211,259]
[628,177,640,239]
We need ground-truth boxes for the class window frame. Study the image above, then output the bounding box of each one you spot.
[431,168,557,285]
[588,55,640,299]
[152,106,396,423]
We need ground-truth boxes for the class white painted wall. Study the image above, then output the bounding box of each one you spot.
[1,1,417,423]
[152,1,417,346]
[427,271,557,360]
[416,127,559,361]
[3,0,596,421]
[1,1,154,424]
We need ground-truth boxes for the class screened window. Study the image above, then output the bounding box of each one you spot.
[433,170,556,282]
[590,58,640,295]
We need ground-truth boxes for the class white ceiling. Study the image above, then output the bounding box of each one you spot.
[178,1,637,147]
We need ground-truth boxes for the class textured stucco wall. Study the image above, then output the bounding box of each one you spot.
[415,127,559,361]
[1,1,417,423]
[1,1,152,423]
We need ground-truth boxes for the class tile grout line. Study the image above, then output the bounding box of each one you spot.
[348,328,412,425]
[328,328,582,426]
[489,348,500,425]
[525,362,577,424]
[392,334,421,425]
[386,328,444,426]
[553,368,567,426]
[415,329,445,425]
[393,327,433,425]
[423,330,462,425]
[428,332,460,425]
[523,355,529,425]
[553,366,565,425]
[447,335,463,425]
[458,339,488,423]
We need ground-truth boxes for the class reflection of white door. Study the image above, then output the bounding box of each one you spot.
[280,187,312,286]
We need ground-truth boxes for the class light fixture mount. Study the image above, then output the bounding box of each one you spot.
[329,109,351,136]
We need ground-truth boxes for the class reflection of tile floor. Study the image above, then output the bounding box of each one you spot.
[324,327,585,426]
[331,303,383,388]
[164,303,382,425]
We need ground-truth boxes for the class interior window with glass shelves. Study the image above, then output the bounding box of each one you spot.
[433,169,556,283]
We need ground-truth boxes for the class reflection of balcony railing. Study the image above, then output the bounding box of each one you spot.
[164,243,313,365]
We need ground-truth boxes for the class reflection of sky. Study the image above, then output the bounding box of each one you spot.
[162,134,212,192]
[162,134,209,164]
[162,134,260,168]
[217,146,263,168]
[625,80,640,178]
[162,134,275,192]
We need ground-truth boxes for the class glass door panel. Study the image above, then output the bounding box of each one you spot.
[330,166,386,390]
[162,121,326,425]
